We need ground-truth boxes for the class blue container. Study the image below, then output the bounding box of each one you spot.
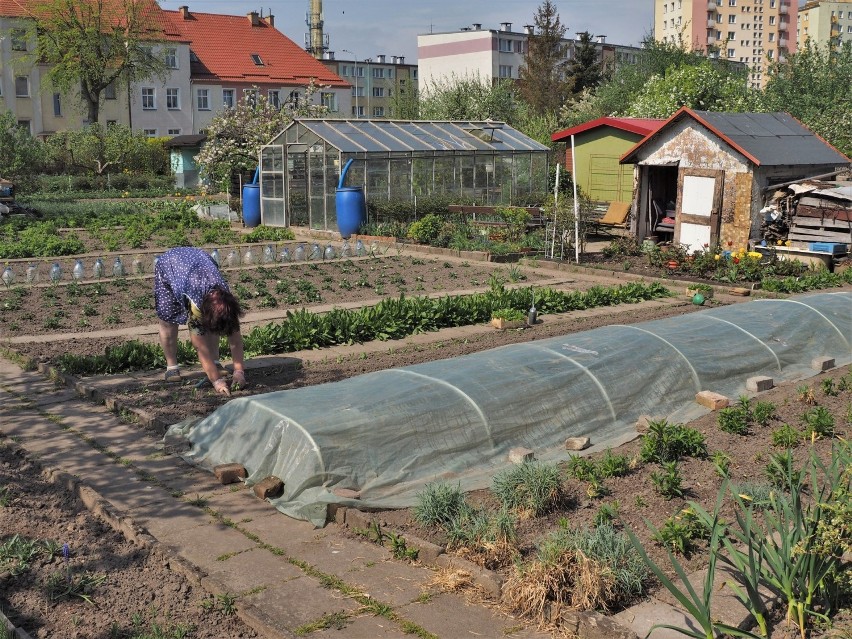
[242,184,261,228]
[335,187,365,238]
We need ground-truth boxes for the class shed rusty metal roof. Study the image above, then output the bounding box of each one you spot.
[621,107,851,167]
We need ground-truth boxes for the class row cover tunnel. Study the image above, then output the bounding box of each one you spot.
[171,292,852,526]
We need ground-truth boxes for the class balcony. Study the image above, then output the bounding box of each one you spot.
[779,37,788,47]
[779,2,789,14]
[707,33,717,44]
[708,18,716,28]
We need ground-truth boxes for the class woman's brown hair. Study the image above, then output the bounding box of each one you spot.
[200,286,244,335]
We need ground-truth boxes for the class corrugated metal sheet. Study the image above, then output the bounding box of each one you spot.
[695,111,850,167]
[274,119,550,154]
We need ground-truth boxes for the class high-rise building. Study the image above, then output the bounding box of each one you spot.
[319,53,417,119]
[798,1,852,47]
[653,0,797,88]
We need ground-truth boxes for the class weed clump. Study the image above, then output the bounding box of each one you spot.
[492,461,564,517]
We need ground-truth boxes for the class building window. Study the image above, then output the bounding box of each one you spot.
[142,87,155,110]
[767,50,774,59]
[514,40,524,53]
[143,129,157,137]
[729,15,736,23]
[373,106,384,117]
[168,128,181,135]
[321,92,337,112]
[412,69,418,80]
[355,65,364,77]
[728,31,736,39]
[499,38,512,52]
[15,76,29,97]
[352,86,365,97]
[768,32,775,41]
[105,82,117,100]
[243,89,258,105]
[499,65,513,78]
[11,29,27,51]
[17,120,31,133]
[223,89,235,108]
[166,88,180,110]
[53,93,62,117]
[372,87,384,97]
[268,90,280,108]
[196,89,210,110]
[372,67,384,78]
[164,48,178,69]
[769,16,775,24]
[728,48,736,57]
[352,105,364,117]
[251,53,264,66]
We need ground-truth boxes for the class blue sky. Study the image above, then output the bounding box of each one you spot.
[160,0,655,62]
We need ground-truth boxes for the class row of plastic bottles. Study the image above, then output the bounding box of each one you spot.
[1,240,381,286]
[209,240,371,269]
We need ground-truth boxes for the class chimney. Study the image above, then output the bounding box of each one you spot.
[248,11,260,26]
[398,56,404,64]
[262,13,274,27]
[377,54,386,63]
[179,5,190,19]
[500,22,512,32]
[524,24,534,35]
[597,34,606,43]
[325,51,335,60]
[472,23,482,30]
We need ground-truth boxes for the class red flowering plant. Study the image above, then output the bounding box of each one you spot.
[683,243,723,278]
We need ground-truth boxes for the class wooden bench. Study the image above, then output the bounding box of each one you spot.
[446,205,546,229]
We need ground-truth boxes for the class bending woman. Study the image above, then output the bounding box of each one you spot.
[154,246,246,396]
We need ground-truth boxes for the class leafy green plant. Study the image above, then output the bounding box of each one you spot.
[650,461,684,500]
[801,406,835,439]
[44,570,107,604]
[491,307,525,322]
[718,406,750,435]
[772,424,802,449]
[710,450,732,477]
[820,378,838,397]
[765,450,803,490]
[640,420,707,464]
[491,461,564,517]
[594,501,620,526]
[752,401,776,426]
[651,507,709,555]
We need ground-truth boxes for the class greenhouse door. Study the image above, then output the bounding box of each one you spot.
[287,153,309,227]
[675,168,723,253]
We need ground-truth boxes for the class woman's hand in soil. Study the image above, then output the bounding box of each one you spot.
[231,370,246,391]
[213,378,231,396]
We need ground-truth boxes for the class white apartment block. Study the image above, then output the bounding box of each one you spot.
[798,0,852,46]
[417,22,641,95]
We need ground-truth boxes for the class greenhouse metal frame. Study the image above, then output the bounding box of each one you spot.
[259,118,550,230]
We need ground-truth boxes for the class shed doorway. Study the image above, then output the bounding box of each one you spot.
[637,165,679,242]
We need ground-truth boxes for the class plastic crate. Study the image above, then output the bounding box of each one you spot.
[808,242,847,255]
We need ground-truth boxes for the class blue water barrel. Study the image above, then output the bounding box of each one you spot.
[242,184,261,228]
[335,186,365,239]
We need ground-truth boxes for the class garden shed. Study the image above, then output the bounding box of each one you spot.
[551,117,663,205]
[258,118,550,230]
[620,107,851,252]
[165,134,207,189]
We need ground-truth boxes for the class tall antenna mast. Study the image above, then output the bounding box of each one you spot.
[304,0,328,59]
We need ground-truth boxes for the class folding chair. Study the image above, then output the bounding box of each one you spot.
[589,201,631,237]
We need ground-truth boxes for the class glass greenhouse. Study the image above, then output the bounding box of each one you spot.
[259,119,550,230]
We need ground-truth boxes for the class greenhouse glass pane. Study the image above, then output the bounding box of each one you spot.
[288,152,308,226]
[366,158,388,201]
[412,158,433,196]
[515,154,531,198]
[304,122,364,152]
[389,158,411,200]
[531,154,548,196]
[359,123,412,152]
[459,155,475,199]
[497,155,513,204]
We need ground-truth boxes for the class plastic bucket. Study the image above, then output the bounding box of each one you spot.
[335,186,365,239]
[242,184,261,228]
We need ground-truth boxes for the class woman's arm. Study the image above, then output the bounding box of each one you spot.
[228,331,246,389]
[191,331,230,395]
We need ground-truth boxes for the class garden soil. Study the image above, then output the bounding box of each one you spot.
[2,248,851,638]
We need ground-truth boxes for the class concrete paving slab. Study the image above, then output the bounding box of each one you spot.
[204,485,282,523]
[204,546,303,594]
[396,592,550,638]
[159,521,258,574]
[238,507,329,552]
[613,599,704,639]
[241,577,360,633]
[342,558,434,607]
[277,528,390,577]
[313,613,413,638]
[154,464,234,498]
[27,388,81,407]
[128,499,215,538]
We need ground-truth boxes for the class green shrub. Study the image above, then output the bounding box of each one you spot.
[752,400,776,426]
[244,226,296,243]
[802,406,835,439]
[772,424,802,449]
[406,214,444,244]
[650,461,684,500]
[413,482,467,528]
[717,406,751,435]
[652,507,709,555]
[639,420,707,464]
[491,461,564,517]
[597,450,631,479]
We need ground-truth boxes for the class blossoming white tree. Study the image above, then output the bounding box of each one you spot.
[195,80,329,192]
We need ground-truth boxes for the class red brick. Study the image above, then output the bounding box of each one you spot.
[214,463,246,485]
[696,391,729,410]
[252,476,283,499]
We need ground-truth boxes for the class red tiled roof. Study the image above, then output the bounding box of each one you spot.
[164,9,348,88]
[0,0,186,42]
[551,117,665,142]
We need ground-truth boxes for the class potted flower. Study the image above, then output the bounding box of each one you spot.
[491,307,526,330]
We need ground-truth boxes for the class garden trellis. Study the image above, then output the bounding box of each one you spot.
[259,119,550,230]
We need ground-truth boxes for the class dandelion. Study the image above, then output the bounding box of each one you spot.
[777,239,783,245]
[714,254,721,261]
[785,240,791,246]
